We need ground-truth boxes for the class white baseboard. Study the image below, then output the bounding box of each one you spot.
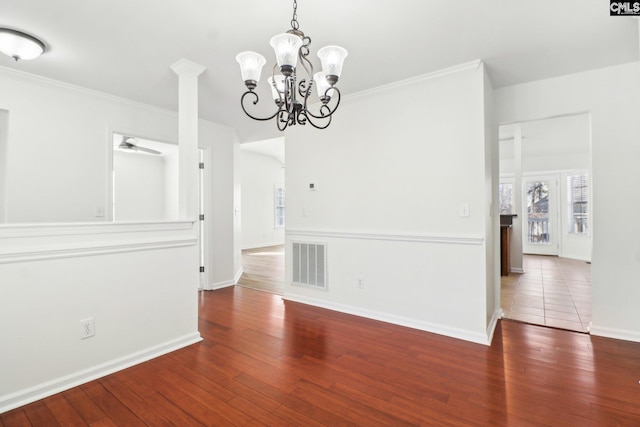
[234,267,244,284]
[0,332,202,414]
[282,293,493,346]
[241,242,284,250]
[206,280,236,291]
[487,309,503,345]
[589,324,640,343]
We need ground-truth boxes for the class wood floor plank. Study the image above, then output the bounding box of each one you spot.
[4,286,640,426]
[0,410,30,427]
[79,381,144,426]
[43,393,86,426]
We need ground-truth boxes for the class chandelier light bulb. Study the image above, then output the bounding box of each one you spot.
[268,75,286,101]
[235,51,266,89]
[317,45,348,84]
[269,33,303,75]
[313,72,334,103]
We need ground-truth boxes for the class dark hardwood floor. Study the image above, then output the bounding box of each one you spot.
[3,286,640,426]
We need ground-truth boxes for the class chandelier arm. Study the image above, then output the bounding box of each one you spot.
[304,110,333,130]
[276,110,290,131]
[304,87,342,120]
[240,91,282,121]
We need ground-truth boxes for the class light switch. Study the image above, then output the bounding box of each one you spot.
[459,203,470,218]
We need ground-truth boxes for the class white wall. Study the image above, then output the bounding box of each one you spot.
[285,62,499,345]
[0,222,200,412]
[200,120,240,289]
[113,151,167,221]
[495,61,640,342]
[240,149,285,249]
[484,70,499,329]
[0,69,179,223]
[0,67,240,411]
[0,110,7,223]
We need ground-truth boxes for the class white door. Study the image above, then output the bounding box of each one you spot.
[522,175,558,256]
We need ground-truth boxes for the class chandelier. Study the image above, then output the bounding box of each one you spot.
[235,0,348,130]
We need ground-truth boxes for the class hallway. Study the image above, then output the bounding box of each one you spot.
[501,255,592,333]
[236,245,284,295]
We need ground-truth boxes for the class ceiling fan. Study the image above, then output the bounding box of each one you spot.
[118,136,161,155]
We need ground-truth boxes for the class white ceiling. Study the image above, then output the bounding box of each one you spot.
[240,137,285,165]
[1,1,638,143]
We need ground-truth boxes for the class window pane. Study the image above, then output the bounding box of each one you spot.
[568,174,588,234]
[499,183,513,214]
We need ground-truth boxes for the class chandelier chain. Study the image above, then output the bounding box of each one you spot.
[291,0,299,30]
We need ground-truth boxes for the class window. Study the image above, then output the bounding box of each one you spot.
[498,182,514,214]
[567,174,588,234]
[275,185,285,228]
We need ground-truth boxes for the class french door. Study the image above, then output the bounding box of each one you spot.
[522,175,558,256]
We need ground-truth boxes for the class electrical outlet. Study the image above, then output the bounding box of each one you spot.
[80,318,95,339]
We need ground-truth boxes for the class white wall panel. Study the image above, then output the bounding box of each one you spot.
[285,62,497,343]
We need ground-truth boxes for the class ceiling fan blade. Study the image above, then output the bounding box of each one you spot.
[134,145,162,155]
[118,141,135,150]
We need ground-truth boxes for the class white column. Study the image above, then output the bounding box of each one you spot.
[171,59,206,220]
[511,124,524,272]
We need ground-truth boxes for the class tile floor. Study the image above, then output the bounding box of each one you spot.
[501,254,592,333]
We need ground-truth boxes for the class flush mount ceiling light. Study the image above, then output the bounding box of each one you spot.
[0,28,46,61]
[236,0,348,130]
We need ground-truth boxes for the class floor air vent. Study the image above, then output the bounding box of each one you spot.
[292,242,327,289]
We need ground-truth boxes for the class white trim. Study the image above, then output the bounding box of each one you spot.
[206,280,236,291]
[0,238,197,264]
[0,65,176,118]
[345,60,483,103]
[234,267,244,284]
[0,332,202,414]
[0,221,197,264]
[283,293,493,346]
[241,242,285,250]
[0,220,194,238]
[286,228,484,246]
[510,267,525,274]
[589,325,640,343]
[487,309,504,345]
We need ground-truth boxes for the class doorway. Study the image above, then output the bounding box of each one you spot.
[237,137,285,294]
[499,114,592,333]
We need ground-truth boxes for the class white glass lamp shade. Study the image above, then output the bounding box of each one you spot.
[269,33,303,74]
[313,72,334,101]
[235,51,266,88]
[0,28,45,61]
[317,45,348,83]
[268,75,286,101]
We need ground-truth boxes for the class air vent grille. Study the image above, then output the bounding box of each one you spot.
[292,242,327,289]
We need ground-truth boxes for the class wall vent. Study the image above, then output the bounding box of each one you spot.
[292,242,327,289]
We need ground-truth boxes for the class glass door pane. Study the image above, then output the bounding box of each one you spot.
[523,176,558,256]
[525,181,549,244]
